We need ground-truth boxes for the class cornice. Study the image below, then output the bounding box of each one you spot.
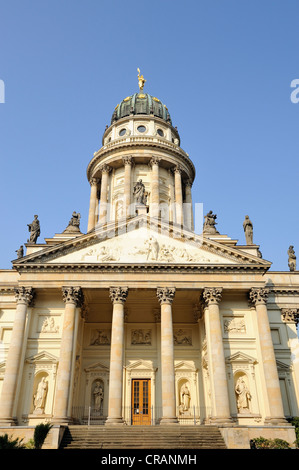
[13,263,269,274]
[87,138,195,181]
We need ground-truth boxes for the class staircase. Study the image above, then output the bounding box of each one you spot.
[59,425,227,449]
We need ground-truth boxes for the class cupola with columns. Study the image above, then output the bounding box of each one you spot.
[86,70,195,232]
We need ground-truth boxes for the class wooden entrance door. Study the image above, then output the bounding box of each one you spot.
[131,379,151,425]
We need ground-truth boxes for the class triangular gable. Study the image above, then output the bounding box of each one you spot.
[12,214,271,271]
[84,362,110,373]
[126,359,157,372]
[226,351,257,364]
[25,351,59,364]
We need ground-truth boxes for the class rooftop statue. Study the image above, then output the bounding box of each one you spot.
[63,211,81,233]
[137,67,146,92]
[243,215,253,245]
[27,215,40,244]
[203,210,219,235]
[288,245,296,272]
[15,245,24,259]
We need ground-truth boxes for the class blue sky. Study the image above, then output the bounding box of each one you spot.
[0,0,298,270]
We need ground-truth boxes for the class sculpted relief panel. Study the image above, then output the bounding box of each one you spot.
[131,329,152,345]
[173,329,192,346]
[90,329,111,346]
[48,227,237,265]
[223,316,246,335]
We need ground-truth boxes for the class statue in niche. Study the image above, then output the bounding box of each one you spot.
[133,179,146,205]
[288,245,296,272]
[203,211,219,235]
[93,381,104,414]
[27,215,40,243]
[63,211,81,233]
[243,215,253,245]
[33,377,48,413]
[15,245,24,259]
[235,376,251,413]
[145,236,159,261]
[179,383,191,413]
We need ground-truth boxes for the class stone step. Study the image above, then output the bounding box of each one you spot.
[60,425,227,449]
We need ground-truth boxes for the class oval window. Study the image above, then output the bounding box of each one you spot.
[157,129,164,137]
[119,128,126,136]
[137,125,146,133]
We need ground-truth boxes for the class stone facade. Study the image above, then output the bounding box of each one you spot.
[0,87,298,448]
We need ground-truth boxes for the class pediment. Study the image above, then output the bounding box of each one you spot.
[13,215,271,271]
[126,359,156,372]
[84,362,110,373]
[25,351,59,364]
[175,361,198,372]
[226,352,257,364]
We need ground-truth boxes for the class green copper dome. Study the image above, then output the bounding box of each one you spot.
[111,93,172,125]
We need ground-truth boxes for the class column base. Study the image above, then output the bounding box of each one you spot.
[105,417,126,426]
[51,416,74,425]
[264,416,291,426]
[209,416,234,425]
[159,417,179,425]
[0,417,17,426]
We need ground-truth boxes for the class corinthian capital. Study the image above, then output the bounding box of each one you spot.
[202,288,223,306]
[99,163,112,174]
[122,155,133,166]
[156,287,176,305]
[62,286,84,307]
[249,287,269,306]
[149,156,161,167]
[14,287,35,306]
[173,164,183,174]
[109,287,129,304]
[89,177,99,186]
[281,308,299,325]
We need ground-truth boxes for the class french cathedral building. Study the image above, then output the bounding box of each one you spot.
[0,73,298,448]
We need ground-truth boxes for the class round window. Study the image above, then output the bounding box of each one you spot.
[119,128,126,136]
[137,125,146,133]
[157,129,164,137]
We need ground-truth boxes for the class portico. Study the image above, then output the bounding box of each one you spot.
[0,75,298,449]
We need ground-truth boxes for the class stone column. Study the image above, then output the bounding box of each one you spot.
[249,288,288,424]
[202,288,232,424]
[106,287,129,425]
[122,156,133,218]
[156,287,178,424]
[87,177,99,232]
[150,157,161,219]
[184,179,193,231]
[174,165,183,226]
[168,169,175,224]
[98,164,111,225]
[52,287,83,424]
[0,287,34,425]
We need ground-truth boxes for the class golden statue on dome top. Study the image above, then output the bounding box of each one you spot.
[137,68,146,92]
